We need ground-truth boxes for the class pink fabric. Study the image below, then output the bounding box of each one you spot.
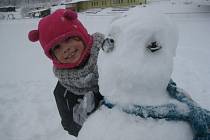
[28,9,93,69]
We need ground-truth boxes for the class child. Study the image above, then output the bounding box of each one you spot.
[28,9,105,137]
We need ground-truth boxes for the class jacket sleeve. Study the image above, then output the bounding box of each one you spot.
[92,32,115,53]
[53,81,82,137]
[92,32,105,49]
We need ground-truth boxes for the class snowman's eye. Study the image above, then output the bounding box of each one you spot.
[102,38,115,53]
[147,41,162,52]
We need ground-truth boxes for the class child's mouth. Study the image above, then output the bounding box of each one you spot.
[67,49,78,59]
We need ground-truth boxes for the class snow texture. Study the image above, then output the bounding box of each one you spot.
[0,1,210,140]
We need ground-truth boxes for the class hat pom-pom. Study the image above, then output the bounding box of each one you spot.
[63,10,77,20]
[28,30,39,42]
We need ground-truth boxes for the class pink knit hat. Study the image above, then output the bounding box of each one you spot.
[28,9,93,69]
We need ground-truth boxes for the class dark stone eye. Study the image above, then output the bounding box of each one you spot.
[102,38,115,53]
[110,39,114,43]
[147,41,162,52]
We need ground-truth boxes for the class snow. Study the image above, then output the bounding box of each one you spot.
[0,1,210,140]
[69,0,90,4]
[78,106,193,140]
[28,8,50,13]
[51,5,66,13]
[191,0,210,6]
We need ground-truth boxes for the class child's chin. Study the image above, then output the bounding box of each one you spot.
[66,58,79,64]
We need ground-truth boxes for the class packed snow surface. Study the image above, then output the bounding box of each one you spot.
[78,106,193,140]
[0,1,210,140]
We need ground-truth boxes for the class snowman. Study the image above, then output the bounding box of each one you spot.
[77,7,201,140]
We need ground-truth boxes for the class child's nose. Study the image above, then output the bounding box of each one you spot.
[63,47,71,54]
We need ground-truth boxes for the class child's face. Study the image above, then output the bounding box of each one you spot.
[52,37,85,64]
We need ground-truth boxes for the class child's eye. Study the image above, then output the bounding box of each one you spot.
[67,37,81,42]
[64,38,70,42]
[53,45,60,50]
[147,41,162,53]
[73,37,81,41]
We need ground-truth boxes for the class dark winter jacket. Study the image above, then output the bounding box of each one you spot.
[54,81,103,137]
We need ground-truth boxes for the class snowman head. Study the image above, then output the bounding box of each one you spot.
[98,7,178,105]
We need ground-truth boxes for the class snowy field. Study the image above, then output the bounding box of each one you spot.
[0,1,210,140]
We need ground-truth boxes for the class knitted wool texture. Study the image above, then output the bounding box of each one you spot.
[103,80,210,140]
[53,33,105,95]
[167,80,210,139]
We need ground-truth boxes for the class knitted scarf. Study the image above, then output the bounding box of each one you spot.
[103,80,210,140]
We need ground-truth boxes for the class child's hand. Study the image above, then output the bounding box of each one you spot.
[73,103,88,125]
[73,92,95,125]
[82,91,95,113]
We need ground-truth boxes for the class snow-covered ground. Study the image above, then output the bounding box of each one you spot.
[0,1,210,140]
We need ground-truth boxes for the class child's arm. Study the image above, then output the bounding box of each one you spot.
[54,81,81,137]
[92,32,105,49]
[102,37,115,53]
[92,32,115,53]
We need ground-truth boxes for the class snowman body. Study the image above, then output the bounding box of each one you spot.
[78,7,193,140]
[78,106,192,140]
